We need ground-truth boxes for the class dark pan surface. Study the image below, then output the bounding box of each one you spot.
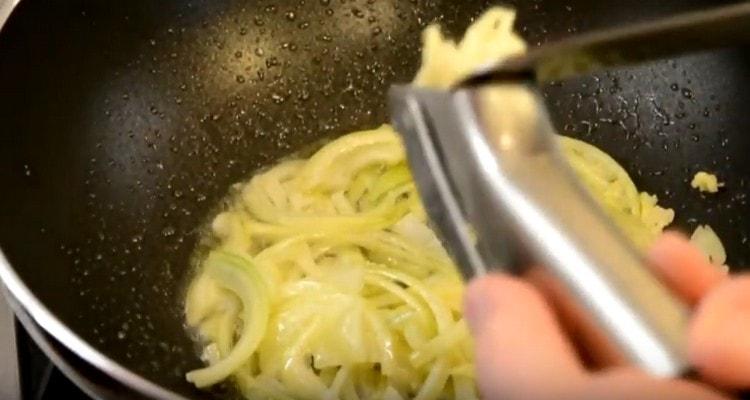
[0,0,747,397]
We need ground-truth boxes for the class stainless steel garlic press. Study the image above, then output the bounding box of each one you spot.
[389,2,750,379]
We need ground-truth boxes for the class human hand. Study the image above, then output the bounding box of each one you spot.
[464,232,749,400]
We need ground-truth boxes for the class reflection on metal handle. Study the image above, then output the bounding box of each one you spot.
[390,83,689,377]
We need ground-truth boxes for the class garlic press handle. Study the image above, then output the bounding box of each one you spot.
[390,82,690,377]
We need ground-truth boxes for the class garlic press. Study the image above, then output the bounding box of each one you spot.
[389,2,750,378]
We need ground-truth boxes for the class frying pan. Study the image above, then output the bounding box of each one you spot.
[0,0,748,398]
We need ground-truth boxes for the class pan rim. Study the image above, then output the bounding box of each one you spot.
[0,0,20,31]
[0,248,191,400]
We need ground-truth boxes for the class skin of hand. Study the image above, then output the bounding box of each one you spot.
[464,232,750,400]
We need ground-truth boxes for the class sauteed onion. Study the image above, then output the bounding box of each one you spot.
[184,8,676,399]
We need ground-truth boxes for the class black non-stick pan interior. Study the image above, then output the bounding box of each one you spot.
[0,0,748,398]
